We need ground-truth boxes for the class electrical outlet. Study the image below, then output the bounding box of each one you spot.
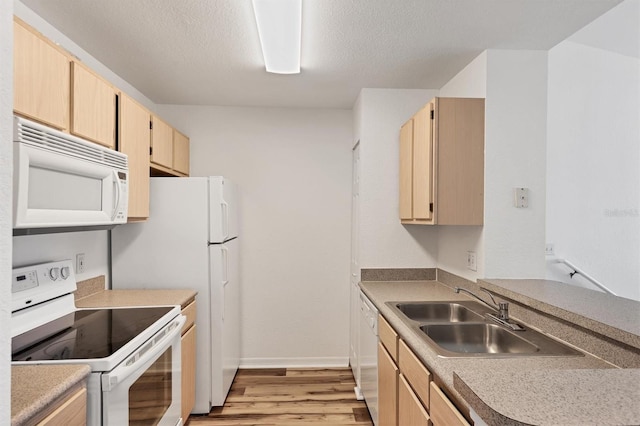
[514,187,529,208]
[76,253,86,274]
[545,243,555,256]
[467,250,477,271]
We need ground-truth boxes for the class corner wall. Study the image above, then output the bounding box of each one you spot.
[436,50,548,281]
[483,50,548,279]
[357,89,439,269]
[1,0,13,422]
[437,52,487,281]
[546,16,640,299]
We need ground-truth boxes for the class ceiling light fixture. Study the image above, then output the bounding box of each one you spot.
[252,0,302,74]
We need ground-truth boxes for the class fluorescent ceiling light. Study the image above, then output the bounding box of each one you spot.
[252,0,302,74]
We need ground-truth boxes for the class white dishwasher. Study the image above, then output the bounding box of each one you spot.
[359,290,378,425]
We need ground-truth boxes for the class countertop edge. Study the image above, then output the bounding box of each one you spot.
[12,364,92,426]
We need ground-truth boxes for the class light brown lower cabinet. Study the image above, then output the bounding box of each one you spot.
[378,314,470,426]
[37,385,87,426]
[399,374,430,426]
[429,382,470,426]
[377,342,398,426]
[181,301,197,422]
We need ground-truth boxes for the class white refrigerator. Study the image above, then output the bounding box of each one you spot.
[111,176,240,414]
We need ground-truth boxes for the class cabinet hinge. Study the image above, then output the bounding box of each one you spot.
[149,121,153,130]
[149,147,153,156]
[429,202,434,213]
[430,110,434,119]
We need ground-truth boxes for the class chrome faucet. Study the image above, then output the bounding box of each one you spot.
[454,287,524,331]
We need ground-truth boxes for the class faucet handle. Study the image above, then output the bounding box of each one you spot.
[498,302,510,320]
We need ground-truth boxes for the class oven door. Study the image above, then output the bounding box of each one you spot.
[101,315,185,426]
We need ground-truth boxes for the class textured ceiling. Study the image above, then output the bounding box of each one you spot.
[21,0,622,108]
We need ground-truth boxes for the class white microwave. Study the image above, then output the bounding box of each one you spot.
[13,116,129,230]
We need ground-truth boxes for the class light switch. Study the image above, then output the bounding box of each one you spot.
[514,187,528,208]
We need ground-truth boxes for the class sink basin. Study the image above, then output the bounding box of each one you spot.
[387,300,584,358]
[388,301,488,323]
[420,323,538,354]
[418,323,584,358]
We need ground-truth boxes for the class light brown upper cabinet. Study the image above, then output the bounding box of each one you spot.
[118,93,150,220]
[70,62,117,148]
[150,114,174,170]
[150,115,190,177]
[173,130,190,176]
[13,17,70,131]
[399,97,485,225]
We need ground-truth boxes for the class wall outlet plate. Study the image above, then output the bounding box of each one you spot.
[545,243,555,256]
[514,187,529,208]
[467,250,477,271]
[76,253,86,274]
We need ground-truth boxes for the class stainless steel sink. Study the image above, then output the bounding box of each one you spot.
[420,323,538,355]
[387,301,584,358]
[393,302,485,323]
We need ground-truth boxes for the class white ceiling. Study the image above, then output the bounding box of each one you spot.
[21,0,623,109]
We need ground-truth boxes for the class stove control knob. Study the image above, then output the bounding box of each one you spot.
[49,267,60,281]
[60,266,71,280]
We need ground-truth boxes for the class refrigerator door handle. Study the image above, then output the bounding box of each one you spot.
[221,201,229,241]
[221,246,229,321]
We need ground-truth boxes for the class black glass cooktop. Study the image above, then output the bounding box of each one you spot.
[12,307,173,361]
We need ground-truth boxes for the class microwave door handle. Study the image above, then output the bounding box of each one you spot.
[111,170,121,221]
[101,315,186,392]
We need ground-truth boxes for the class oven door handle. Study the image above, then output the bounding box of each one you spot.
[101,315,186,392]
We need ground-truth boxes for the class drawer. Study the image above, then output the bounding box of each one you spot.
[429,382,470,426]
[181,300,196,334]
[378,314,398,361]
[399,374,430,426]
[398,339,431,410]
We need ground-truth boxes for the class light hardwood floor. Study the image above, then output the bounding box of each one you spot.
[187,368,373,425]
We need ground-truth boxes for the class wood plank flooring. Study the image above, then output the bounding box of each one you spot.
[187,368,373,425]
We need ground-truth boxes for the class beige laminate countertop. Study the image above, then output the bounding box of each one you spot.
[359,280,640,426]
[12,364,91,426]
[75,288,197,309]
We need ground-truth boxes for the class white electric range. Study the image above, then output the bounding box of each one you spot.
[11,260,185,426]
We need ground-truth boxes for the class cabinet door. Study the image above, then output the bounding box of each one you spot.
[378,342,398,426]
[412,104,434,221]
[173,130,190,175]
[13,18,70,130]
[71,62,116,148]
[399,119,414,221]
[119,93,150,219]
[399,374,430,426]
[181,324,196,422]
[430,382,470,426]
[37,386,87,426]
[150,115,174,169]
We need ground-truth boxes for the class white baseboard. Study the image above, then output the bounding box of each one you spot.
[239,357,349,369]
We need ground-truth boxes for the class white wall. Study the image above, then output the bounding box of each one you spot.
[437,52,487,281]
[546,15,640,299]
[483,50,548,278]
[12,231,110,282]
[157,104,353,367]
[356,89,439,268]
[436,50,548,281]
[1,0,13,421]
